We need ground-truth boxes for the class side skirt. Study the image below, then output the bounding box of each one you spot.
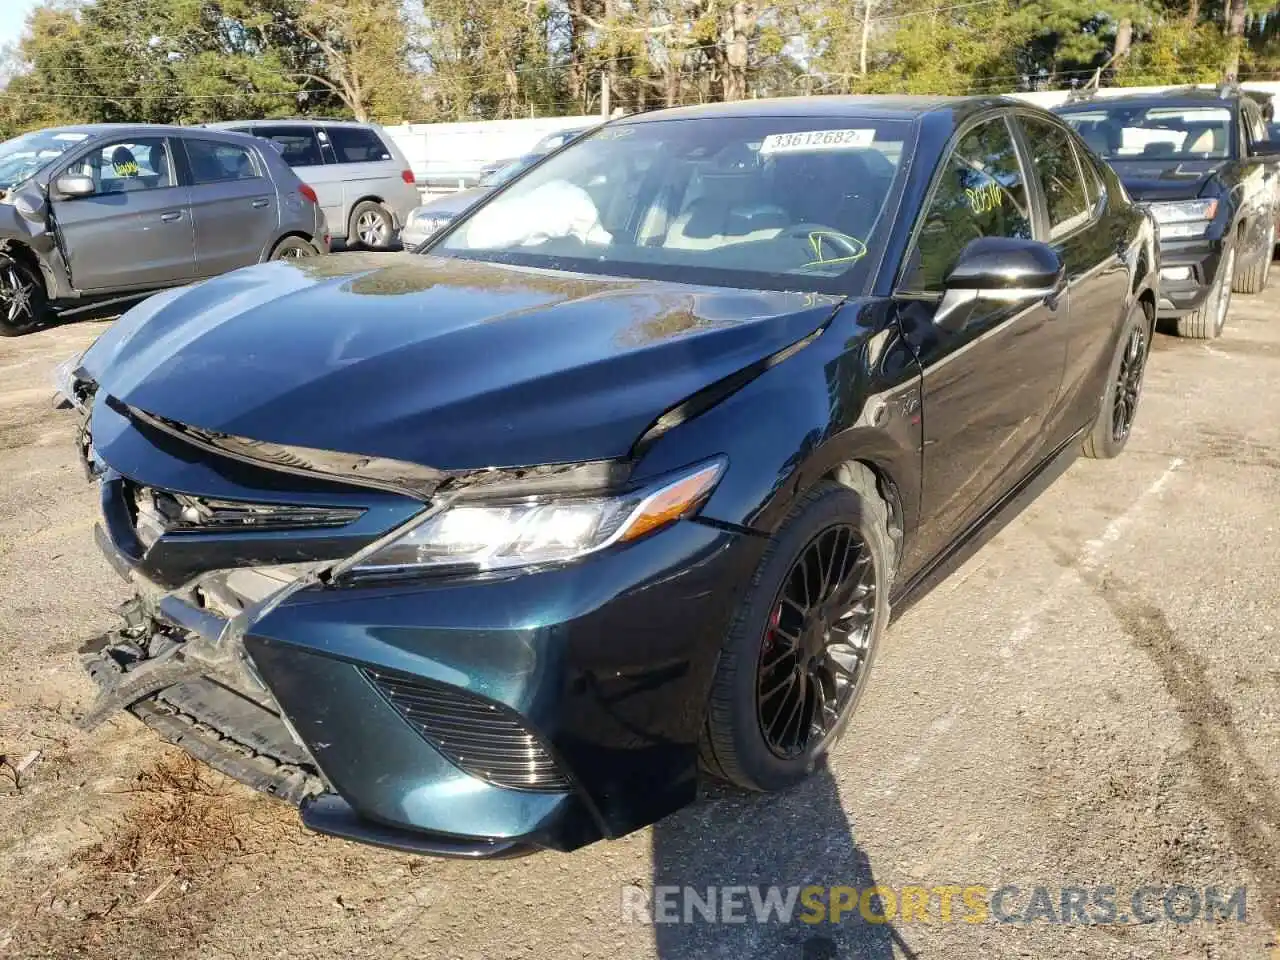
[889,424,1087,621]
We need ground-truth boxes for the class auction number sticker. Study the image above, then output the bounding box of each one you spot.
[759,129,875,155]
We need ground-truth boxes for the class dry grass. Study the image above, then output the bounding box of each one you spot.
[5,751,298,959]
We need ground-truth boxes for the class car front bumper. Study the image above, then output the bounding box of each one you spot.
[1154,236,1226,317]
[80,405,762,855]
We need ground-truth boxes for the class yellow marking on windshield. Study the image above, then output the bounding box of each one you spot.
[804,230,867,268]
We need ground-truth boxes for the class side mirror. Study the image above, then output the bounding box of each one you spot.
[1246,140,1280,161]
[935,237,1065,332]
[54,175,96,199]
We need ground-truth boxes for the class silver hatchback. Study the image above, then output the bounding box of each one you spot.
[0,123,328,336]
[207,120,421,249]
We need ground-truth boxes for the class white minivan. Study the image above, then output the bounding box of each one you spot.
[207,119,421,250]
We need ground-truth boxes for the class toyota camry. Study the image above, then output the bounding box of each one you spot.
[58,96,1158,857]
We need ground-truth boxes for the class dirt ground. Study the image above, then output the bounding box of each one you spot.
[0,285,1277,960]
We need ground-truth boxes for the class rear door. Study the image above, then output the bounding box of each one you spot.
[52,136,195,292]
[1240,101,1280,250]
[322,124,400,233]
[1015,113,1131,447]
[181,136,280,277]
[896,113,1068,572]
[250,124,340,236]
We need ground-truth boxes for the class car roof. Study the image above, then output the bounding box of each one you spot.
[202,118,381,129]
[32,123,264,144]
[622,94,1025,125]
[1056,87,1246,113]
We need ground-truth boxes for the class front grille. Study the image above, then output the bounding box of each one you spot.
[365,667,571,793]
[126,482,363,548]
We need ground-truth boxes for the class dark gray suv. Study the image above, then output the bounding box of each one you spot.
[0,123,328,336]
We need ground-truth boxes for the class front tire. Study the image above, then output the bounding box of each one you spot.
[348,201,395,251]
[1084,302,1152,459]
[700,471,892,793]
[0,253,48,337]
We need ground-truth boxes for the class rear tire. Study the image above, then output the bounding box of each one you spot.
[0,253,48,337]
[1083,302,1152,459]
[700,470,892,793]
[1231,222,1274,294]
[348,201,395,251]
[1175,242,1234,339]
[269,236,318,261]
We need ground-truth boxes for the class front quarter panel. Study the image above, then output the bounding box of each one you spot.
[631,299,923,565]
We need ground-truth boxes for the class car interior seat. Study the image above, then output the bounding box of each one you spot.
[665,145,789,250]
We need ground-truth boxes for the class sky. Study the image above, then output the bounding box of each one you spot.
[0,0,41,54]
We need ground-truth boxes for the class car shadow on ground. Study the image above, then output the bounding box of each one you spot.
[650,766,915,960]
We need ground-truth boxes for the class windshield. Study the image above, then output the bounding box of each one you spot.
[1061,106,1234,161]
[0,129,90,191]
[433,116,913,293]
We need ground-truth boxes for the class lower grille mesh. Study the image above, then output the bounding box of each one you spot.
[365,667,570,793]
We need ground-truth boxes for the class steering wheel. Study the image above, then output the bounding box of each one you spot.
[787,224,868,266]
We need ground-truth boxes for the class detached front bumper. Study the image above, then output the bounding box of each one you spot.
[79,400,761,856]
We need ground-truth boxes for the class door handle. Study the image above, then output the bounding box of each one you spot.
[160,211,183,222]
[251,198,271,208]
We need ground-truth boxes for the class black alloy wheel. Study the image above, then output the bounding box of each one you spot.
[1111,318,1150,444]
[1083,302,1152,459]
[700,472,892,793]
[756,524,876,759]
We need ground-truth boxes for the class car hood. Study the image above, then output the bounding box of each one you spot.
[83,253,841,471]
[1108,159,1225,202]
[418,187,491,218]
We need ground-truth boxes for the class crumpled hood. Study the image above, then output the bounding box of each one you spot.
[1109,159,1225,202]
[84,253,841,470]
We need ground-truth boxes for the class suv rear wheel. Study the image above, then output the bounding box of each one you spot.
[0,253,47,337]
[349,201,395,251]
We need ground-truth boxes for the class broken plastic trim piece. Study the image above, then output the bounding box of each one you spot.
[113,398,450,501]
[111,398,632,504]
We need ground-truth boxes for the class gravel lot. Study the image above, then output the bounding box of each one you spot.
[0,281,1277,960]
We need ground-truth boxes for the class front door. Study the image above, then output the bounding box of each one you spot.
[181,137,280,277]
[52,136,195,292]
[1017,113,1132,447]
[896,114,1069,573]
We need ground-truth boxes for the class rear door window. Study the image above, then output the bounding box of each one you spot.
[1018,116,1092,239]
[183,139,262,184]
[901,116,1032,292]
[253,125,323,167]
[324,126,392,164]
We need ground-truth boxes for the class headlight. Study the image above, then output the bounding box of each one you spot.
[1149,199,1218,239]
[350,458,726,577]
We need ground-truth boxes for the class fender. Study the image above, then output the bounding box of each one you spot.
[0,183,76,299]
[629,298,924,554]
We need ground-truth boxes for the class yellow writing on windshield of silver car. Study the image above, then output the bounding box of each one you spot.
[966,180,1002,215]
